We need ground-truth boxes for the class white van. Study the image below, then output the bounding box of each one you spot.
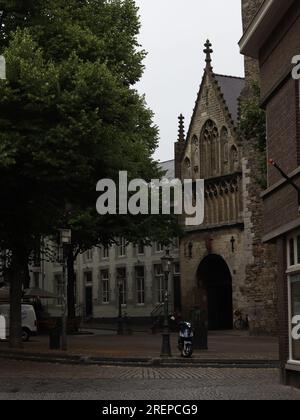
[0,304,38,342]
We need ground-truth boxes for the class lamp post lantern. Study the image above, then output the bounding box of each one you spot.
[160,249,174,358]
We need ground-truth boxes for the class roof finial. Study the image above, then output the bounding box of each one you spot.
[178,114,185,143]
[204,39,213,67]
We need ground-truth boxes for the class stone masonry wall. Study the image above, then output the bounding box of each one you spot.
[241,0,278,335]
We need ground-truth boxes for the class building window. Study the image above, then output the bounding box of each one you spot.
[137,242,145,255]
[289,238,295,267]
[297,236,300,265]
[289,274,300,363]
[84,271,93,284]
[84,249,93,262]
[102,246,109,259]
[136,266,145,305]
[100,270,110,304]
[54,274,63,305]
[118,238,127,257]
[117,268,127,305]
[155,242,164,253]
[174,262,180,276]
[154,264,164,303]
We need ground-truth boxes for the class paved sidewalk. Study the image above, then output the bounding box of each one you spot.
[0,330,279,363]
[0,360,299,400]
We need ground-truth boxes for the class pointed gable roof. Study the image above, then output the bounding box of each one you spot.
[184,41,245,151]
[214,74,245,124]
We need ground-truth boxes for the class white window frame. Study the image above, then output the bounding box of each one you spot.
[102,246,109,260]
[84,249,93,262]
[155,264,164,304]
[100,270,110,305]
[136,266,145,306]
[174,262,180,276]
[137,242,145,256]
[287,233,300,365]
[118,238,127,258]
[155,242,164,253]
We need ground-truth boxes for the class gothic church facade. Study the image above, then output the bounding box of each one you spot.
[175,26,278,334]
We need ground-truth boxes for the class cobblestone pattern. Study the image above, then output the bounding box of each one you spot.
[0,361,300,400]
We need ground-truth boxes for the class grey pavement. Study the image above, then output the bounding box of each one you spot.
[0,330,279,361]
[0,360,299,400]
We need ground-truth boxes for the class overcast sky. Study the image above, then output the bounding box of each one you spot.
[135,0,244,162]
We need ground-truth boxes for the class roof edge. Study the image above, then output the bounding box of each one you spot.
[239,0,294,58]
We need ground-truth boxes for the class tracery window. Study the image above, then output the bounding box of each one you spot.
[201,120,219,177]
[230,145,239,172]
[221,127,229,172]
[183,157,191,179]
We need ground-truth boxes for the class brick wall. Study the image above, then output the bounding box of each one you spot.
[260,3,300,100]
[266,80,299,185]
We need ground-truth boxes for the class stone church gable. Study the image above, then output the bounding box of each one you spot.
[181,41,245,185]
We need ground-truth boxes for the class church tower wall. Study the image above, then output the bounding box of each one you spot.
[241,0,278,334]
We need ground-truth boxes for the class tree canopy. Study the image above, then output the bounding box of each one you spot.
[0,0,179,346]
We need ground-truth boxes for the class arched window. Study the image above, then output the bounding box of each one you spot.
[201,120,219,178]
[221,127,229,172]
[230,145,239,172]
[183,157,191,179]
[191,135,199,175]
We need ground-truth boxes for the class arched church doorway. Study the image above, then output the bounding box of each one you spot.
[197,254,233,331]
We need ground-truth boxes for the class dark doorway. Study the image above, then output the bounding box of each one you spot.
[85,287,93,318]
[197,254,233,330]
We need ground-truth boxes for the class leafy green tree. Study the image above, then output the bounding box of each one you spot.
[239,82,267,188]
[0,1,179,347]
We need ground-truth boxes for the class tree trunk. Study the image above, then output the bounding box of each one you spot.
[9,249,27,349]
[67,249,76,320]
[23,262,30,289]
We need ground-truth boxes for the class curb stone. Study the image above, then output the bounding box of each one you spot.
[0,350,280,369]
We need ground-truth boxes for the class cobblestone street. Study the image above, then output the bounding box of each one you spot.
[0,360,299,400]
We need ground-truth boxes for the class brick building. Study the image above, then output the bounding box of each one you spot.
[174,0,278,335]
[240,0,300,387]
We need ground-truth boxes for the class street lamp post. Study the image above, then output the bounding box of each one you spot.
[160,249,174,358]
[59,229,72,351]
[117,279,124,335]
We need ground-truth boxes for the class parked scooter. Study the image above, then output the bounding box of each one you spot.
[178,321,194,358]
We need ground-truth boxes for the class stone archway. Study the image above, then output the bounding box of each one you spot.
[197,254,233,331]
